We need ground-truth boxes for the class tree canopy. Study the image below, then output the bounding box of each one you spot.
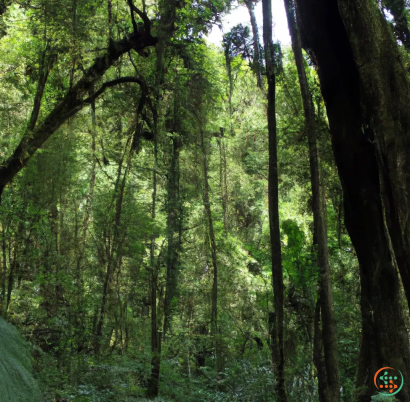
[0,0,410,401]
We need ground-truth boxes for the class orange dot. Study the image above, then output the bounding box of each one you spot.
[380,385,384,388]
[390,385,393,388]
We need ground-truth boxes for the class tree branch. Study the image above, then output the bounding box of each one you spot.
[130,2,152,36]
[29,43,56,131]
[0,31,157,200]
[82,76,144,105]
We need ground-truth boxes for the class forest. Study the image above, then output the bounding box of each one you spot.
[0,0,409,401]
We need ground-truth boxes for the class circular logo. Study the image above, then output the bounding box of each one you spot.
[374,367,404,396]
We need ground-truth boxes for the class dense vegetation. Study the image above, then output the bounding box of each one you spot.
[0,0,409,401]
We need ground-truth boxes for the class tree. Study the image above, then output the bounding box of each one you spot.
[243,0,264,89]
[283,0,340,399]
[0,0,169,199]
[294,0,410,398]
[2,1,410,401]
[262,0,287,400]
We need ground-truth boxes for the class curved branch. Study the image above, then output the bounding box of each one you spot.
[83,76,144,104]
[0,32,157,200]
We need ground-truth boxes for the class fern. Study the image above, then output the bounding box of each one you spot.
[0,318,40,402]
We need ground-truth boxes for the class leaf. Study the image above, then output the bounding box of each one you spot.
[0,318,41,402]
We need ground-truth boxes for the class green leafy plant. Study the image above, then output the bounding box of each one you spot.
[0,318,40,402]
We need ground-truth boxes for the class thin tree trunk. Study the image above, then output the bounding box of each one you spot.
[0,225,6,316]
[284,1,340,399]
[107,0,112,39]
[245,0,264,89]
[147,122,160,397]
[147,2,177,396]
[163,72,184,338]
[5,243,15,314]
[146,37,162,402]
[336,196,342,249]
[200,128,221,373]
[217,128,228,234]
[163,134,182,338]
[223,46,234,137]
[28,43,55,132]
[313,297,329,402]
[262,0,287,400]
[95,149,129,353]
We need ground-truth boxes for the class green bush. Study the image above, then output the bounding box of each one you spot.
[0,318,41,402]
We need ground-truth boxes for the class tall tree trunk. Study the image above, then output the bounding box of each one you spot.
[107,0,112,39]
[337,0,410,314]
[147,124,160,398]
[294,0,410,399]
[313,297,329,402]
[284,1,340,399]
[74,92,97,352]
[163,72,183,339]
[5,245,16,314]
[0,225,7,316]
[147,2,178,396]
[261,1,287,400]
[244,0,264,89]
[146,32,163,396]
[200,128,221,373]
[217,128,228,234]
[224,47,234,137]
[163,134,182,338]
[95,151,129,353]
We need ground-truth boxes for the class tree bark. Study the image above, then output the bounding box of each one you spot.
[146,2,177,396]
[223,46,234,137]
[294,0,410,399]
[163,134,182,338]
[0,225,6,316]
[284,1,340,399]
[262,0,287,400]
[5,245,16,314]
[313,297,329,402]
[163,71,184,339]
[337,0,410,314]
[244,0,264,90]
[146,1,179,395]
[217,128,228,234]
[200,128,221,373]
[28,43,55,132]
[147,114,160,397]
[95,147,129,353]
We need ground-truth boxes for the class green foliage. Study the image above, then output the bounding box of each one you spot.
[0,318,40,402]
[0,0,364,400]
